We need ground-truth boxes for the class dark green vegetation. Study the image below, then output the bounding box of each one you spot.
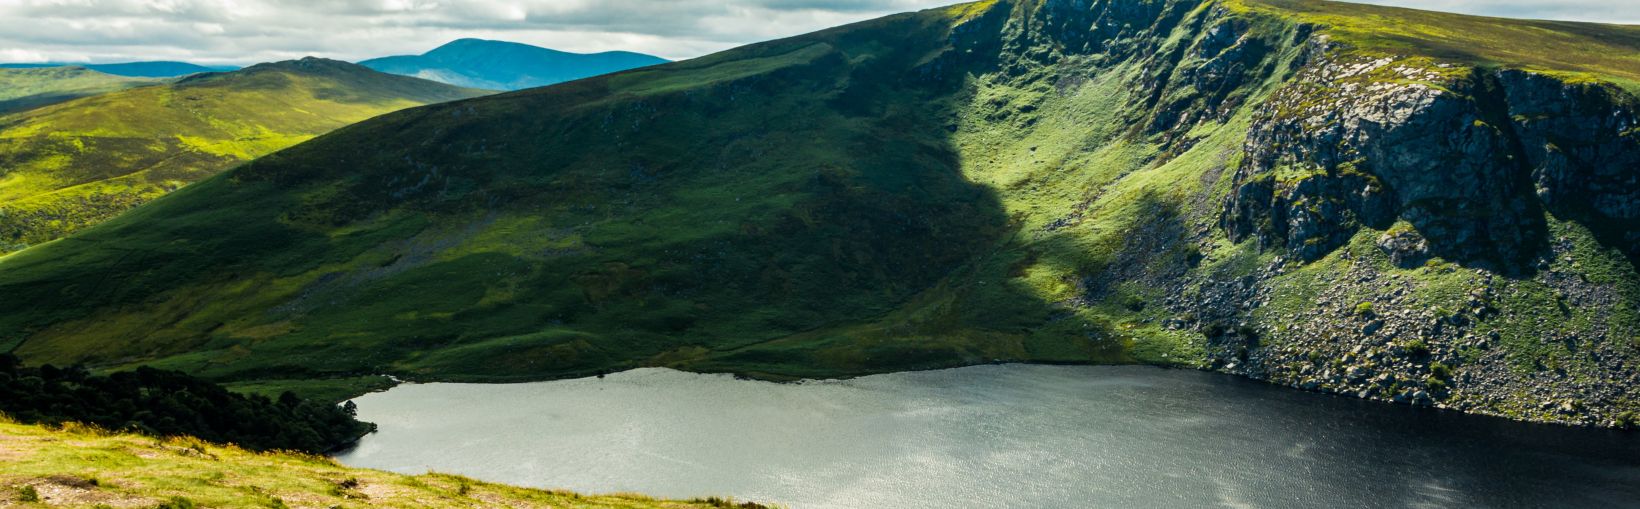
[0,61,238,78]
[0,354,371,453]
[360,38,669,91]
[0,0,1636,425]
[0,67,165,114]
[0,58,489,252]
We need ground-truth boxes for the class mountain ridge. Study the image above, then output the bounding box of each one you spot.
[1,0,1636,427]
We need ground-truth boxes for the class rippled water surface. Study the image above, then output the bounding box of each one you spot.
[336,365,1640,508]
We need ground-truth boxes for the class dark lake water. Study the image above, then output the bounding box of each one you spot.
[336,365,1640,508]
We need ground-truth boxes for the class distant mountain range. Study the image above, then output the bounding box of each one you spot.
[0,40,664,90]
[0,61,237,78]
[359,38,668,90]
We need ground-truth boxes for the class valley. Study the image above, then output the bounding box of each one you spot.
[0,0,1634,427]
[0,0,1637,506]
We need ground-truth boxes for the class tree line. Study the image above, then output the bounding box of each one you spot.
[0,354,373,453]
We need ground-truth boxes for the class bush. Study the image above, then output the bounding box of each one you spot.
[18,485,39,503]
[696,497,773,509]
[1425,376,1448,393]
[1429,362,1453,380]
[1402,339,1431,357]
[1354,301,1375,316]
[154,496,196,509]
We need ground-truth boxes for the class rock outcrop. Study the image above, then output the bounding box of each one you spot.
[1203,29,1640,427]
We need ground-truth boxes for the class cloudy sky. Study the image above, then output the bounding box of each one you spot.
[0,0,1634,66]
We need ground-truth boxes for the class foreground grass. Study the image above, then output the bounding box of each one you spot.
[0,420,756,509]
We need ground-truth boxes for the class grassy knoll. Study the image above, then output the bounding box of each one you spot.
[0,58,488,252]
[0,419,753,508]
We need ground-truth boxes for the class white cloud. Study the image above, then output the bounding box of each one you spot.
[0,0,1630,66]
[0,48,49,62]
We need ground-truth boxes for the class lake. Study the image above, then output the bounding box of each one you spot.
[336,365,1640,508]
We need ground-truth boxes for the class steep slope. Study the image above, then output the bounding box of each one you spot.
[0,67,164,114]
[0,61,238,78]
[0,58,490,251]
[0,420,748,509]
[360,39,668,90]
[2,0,1637,427]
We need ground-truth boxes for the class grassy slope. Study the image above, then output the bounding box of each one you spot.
[0,0,1634,405]
[0,3,1012,390]
[0,420,739,509]
[0,58,489,252]
[0,68,164,115]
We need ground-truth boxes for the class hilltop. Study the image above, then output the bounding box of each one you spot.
[360,39,668,90]
[1,0,1636,427]
[0,58,489,251]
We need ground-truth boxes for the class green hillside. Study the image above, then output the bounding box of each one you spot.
[0,67,163,114]
[1,0,1637,426]
[0,58,489,252]
[0,420,750,509]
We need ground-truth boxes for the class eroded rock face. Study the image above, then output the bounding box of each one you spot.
[1217,51,1626,271]
[1498,70,1640,258]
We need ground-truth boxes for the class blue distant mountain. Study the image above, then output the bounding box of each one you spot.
[359,39,668,91]
[0,61,238,78]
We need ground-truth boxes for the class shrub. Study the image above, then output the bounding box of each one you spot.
[1425,376,1448,393]
[1430,362,1453,380]
[18,485,39,503]
[1402,339,1431,357]
[154,496,196,509]
[696,497,773,509]
[329,477,362,498]
[1354,301,1375,316]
